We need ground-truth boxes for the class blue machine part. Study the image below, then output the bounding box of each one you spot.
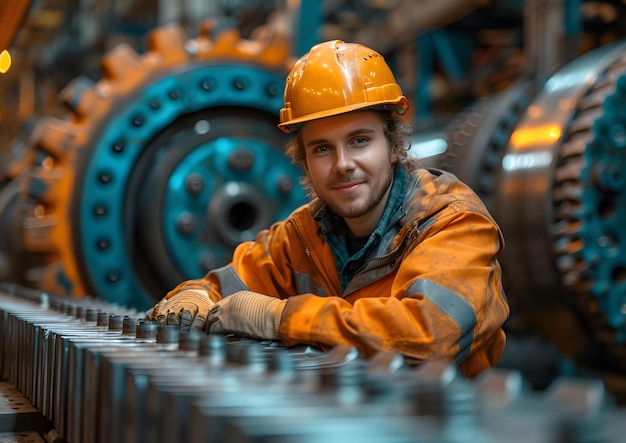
[441,40,626,370]
[6,24,302,310]
[579,74,626,338]
[77,64,305,309]
[161,136,304,277]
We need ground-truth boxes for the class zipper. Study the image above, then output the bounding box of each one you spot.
[287,219,336,296]
[369,222,420,263]
[344,222,421,297]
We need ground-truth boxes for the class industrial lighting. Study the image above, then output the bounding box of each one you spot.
[509,124,562,149]
[0,50,11,73]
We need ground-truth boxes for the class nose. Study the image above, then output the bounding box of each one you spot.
[333,146,355,173]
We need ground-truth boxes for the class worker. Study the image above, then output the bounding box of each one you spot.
[148,39,510,377]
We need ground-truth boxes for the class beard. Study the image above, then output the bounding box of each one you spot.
[318,165,394,219]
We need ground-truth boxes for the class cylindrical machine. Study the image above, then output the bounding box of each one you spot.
[443,40,626,371]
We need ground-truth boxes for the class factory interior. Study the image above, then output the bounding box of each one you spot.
[1,0,626,441]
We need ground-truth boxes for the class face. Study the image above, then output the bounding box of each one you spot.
[301,111,397,236]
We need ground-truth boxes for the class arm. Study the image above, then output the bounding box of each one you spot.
[279,209,510,373]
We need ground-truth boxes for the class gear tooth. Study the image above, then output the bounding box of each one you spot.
[554,158,584,182]
[197,17,218,38]
[569,109,603,134]
[556,253,576,273]
[146,23,188,63]
[554,181,583,202]
[100,43,143,81]
[567,238,585,255]
[23,167,65,204]
[58,76,101,116]
[22,214,58,253]
[35,120,76,158]
[554,236,585,255]
[562,270,582,287]
[24,261,78,296]
[206,28,246,57]
[550,219,569,237]
[59,76,95,110]
[553,237,570,256]
[560,133,591,157]
[256,33,292,69]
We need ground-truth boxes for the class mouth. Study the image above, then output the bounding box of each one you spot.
[331,182,362,193]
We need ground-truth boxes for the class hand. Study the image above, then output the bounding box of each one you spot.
[207,291,287,340]
[148,289,215,331]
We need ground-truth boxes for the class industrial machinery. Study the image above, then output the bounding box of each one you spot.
[1,0,626,414]
[0,22,307,310]
[442,39,626,375]
[2,283,626,443]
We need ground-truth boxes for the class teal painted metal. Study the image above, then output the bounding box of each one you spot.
[581,73,626,339]
[295,0,323,57]
[76,64,305,309]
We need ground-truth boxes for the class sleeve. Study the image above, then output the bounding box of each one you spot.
[279,208,510,369]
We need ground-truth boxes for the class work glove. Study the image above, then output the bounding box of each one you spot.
[207,291,287,340]
[148,289,215,332]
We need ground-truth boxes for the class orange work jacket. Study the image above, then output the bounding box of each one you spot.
[168,166,510,378]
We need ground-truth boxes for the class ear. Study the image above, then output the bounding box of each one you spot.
[390,148,399,164]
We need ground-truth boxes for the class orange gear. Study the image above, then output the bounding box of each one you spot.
[278,40,409,133]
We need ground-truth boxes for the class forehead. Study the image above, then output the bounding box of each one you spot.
[300,111,384,143]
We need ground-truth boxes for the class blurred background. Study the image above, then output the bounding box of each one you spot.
[1,0,626,398]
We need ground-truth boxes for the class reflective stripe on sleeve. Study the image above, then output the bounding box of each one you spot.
[294,272,327,296]
[406,278,475,363]
[210,265,249,297]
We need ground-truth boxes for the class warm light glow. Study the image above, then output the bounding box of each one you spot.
[510,125,562,149]
[0,50,11,74]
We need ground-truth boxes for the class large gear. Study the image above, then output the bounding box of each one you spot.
[12,22,306,310]
[442,40,626,370]
[493,41,626,368]
[551,45,626,366]
[441,80,539,207]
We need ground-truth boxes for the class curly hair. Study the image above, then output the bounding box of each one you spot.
[284,110,414,198]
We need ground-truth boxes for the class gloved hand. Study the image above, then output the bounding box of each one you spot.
[148,289,215,331]
[207,291,287,340]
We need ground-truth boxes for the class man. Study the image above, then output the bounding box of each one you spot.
[149,40,510,377]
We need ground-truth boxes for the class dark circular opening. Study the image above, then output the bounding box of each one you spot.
[228,201,256,231]
[598,198,616,219]
[612,266,626,285]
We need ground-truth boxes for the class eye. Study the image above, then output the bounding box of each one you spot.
[312,144,330,154]
[351,136,369,146]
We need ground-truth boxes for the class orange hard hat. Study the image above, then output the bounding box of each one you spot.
[278,40,409,133]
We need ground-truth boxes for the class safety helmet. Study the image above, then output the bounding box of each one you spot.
[278,40,409,133]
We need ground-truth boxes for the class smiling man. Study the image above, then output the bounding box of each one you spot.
[149,40,510,377]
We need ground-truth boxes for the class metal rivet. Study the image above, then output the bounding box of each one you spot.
[227,147,254,171]
[94,205,107,216]
[112,141,125,153]
[96,238,110,250]
[106,270,120,283]
[276,175,293,195]
[185,173,205,195]
[131,115,144,127]
[200,79,214,91]
[176,212,196,235]
[99,172,112,184]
